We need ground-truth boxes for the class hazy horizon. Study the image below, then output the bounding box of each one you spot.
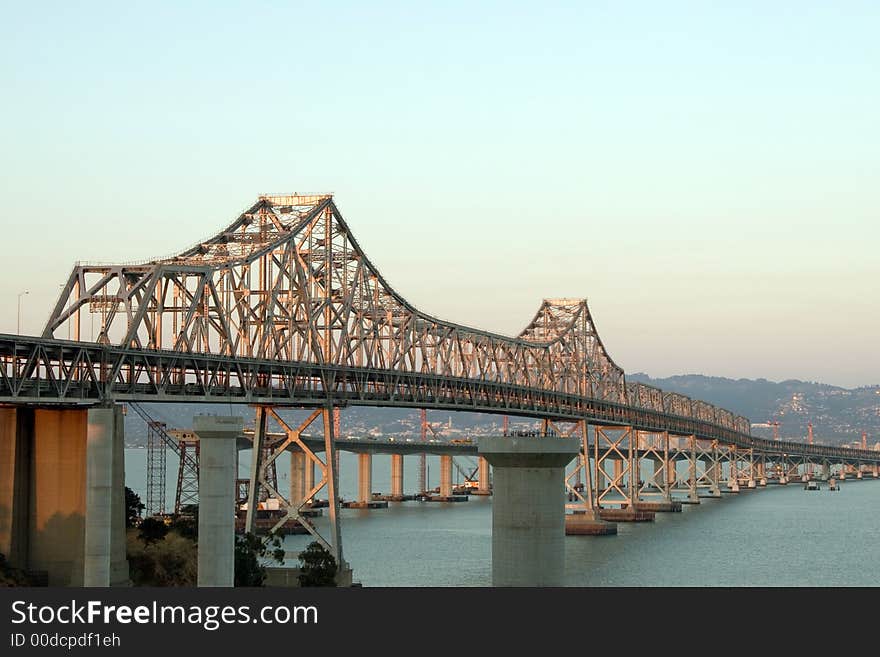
[1,3,877,388]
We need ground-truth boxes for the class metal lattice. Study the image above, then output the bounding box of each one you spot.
[145,420,167,515]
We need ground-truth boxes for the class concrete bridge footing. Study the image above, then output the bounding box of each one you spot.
[0,406,127,586]
[478,436,578,586]
[194,415,241,587]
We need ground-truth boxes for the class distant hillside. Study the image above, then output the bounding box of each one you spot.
[628,373,880,446]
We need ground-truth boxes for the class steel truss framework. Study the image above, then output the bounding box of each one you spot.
[0,192,877,469]
[729,447,755,488]
[669,434,699,501]
[243,406,343,563]
[634,430,672,501]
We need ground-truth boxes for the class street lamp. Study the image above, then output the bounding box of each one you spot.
[17,290,29,334]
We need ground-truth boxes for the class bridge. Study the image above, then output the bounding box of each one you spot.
[1,192,877,586]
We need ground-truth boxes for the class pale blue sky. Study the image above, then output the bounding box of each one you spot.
[1,2,877,387]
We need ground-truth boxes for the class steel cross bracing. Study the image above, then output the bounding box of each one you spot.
[0,193,878,466]
[669,434,700,501]
[633,430,672,501]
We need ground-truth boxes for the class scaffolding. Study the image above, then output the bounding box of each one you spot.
[174,431,200,515]
[145,420,167,515]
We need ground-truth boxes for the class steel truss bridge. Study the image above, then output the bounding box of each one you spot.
[2,192,878,565]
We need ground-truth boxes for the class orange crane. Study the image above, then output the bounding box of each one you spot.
[769,419,780,441]
[807,422,814,476]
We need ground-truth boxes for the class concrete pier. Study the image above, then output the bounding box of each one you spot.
[565,511,618,535]
[109,408,128,586]
[358,453,372,503]
[0,406,127,586]
[391,454,404,500]
[290,449,307,507]
[653,458,665,494]
[194,415,241,588]
[474,456,491,495]
[478,436,578,587]
[440,454,453,498]
[83,408,114,587]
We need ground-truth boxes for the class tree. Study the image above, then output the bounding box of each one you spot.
[127,533,197,586]
[138,517,169,545]
[234,531,285,587]
[169,506,198,540]
[0,552,33,586]
[125,487,144,528]
[297,541,337,587]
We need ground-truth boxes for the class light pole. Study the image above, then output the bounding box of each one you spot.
[17,290,29,334]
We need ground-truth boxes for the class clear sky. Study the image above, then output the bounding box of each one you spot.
[1,2,877,387]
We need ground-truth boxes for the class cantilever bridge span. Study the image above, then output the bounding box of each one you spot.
[0,192,874,461]
[1,193,877,587]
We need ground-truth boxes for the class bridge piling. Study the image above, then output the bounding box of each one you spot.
[476,456,491,495]
[440,455,453,498]
[0,406,127,586]
[290,449,307,507]
[390,454,405,500]
[83,407,115,587]
[479,436,579,586]
[194,415,241,587]
[357,453,372,504]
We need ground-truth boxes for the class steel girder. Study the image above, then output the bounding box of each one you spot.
[2,335,880,466]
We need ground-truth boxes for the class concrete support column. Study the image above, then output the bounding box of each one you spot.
[358,453,372,503]
[653,458,665,493]
[707,459,721,496]
[304,456,315,502]
[613,458,624,486]
[440,455,453,497]
[194,416,241,588]
[30,409,88,585]
[109,407,128,586]
[478,436,578,586]
[83,408,114,587]
[477,456,491,494]
[391,454,404,498]
[290,450,307,507]
[756,460,767,486]
[821,462,831,481]
[779,458,789,484]
[596,462,607,492]
[727,455,740,492]
[0,407,31,569]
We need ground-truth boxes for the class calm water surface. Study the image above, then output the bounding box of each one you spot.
[125,449,880,587]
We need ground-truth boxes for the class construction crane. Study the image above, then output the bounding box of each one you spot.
[129,402,200,516]
[769,419,780,441]
[807,422,814,476]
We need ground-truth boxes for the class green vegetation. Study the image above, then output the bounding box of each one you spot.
[234,531,285,587]
[138,517,169,545]
[125,487,145,528]
[127,527,197,586]
[0,553,34,587]
[297,541,337,587]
